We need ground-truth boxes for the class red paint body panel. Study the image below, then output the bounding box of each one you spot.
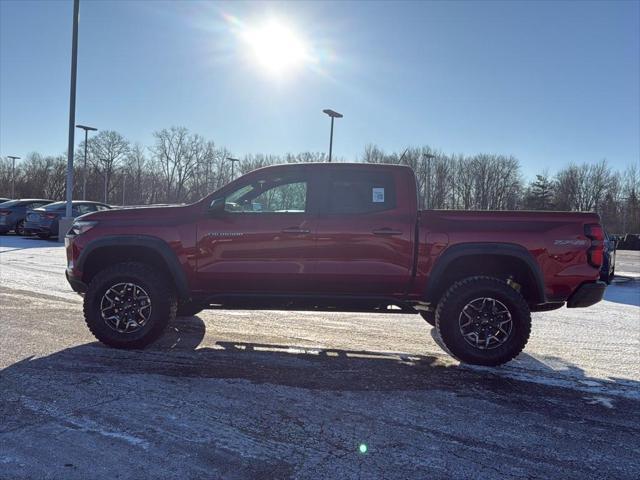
[65,163,603,308]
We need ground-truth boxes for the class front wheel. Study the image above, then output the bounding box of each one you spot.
[83,262,177,349]
[420,311,436,326]
[176,301,204,317]
[435,276,531,366]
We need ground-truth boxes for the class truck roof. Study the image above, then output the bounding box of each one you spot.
[251,162,414,173]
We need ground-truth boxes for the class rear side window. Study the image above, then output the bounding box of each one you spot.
[75,204,96,215]
[327,170,396,214]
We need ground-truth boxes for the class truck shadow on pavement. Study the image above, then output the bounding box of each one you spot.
[2,316,640,480]
[4,315,639,403]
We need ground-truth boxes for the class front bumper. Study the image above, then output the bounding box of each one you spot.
[567,281,607,308]
[24,222,47,234]
[65,268,87,294]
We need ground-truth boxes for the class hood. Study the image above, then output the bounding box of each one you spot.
[79,204,192,222]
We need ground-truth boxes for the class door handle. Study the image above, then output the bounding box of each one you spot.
[281,227,310,234]
[372,228,403,236]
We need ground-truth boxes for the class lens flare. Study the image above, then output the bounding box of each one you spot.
[241,19,311,76]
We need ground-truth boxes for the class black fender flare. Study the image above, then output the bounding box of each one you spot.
[425,242,546,304]
[76,235,190,299]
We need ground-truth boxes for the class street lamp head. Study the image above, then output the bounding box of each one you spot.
[8,155,21,161]
[423,153,436,160]
[323,109,343,119]
[76,124,98,132]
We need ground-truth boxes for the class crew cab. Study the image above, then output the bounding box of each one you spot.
[65,163,606,366]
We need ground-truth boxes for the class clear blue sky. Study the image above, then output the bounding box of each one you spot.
[1,0,638,178]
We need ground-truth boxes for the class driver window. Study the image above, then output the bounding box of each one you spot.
[225,178,307,214]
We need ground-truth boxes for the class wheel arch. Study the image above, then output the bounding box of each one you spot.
[425,242,546,305]
[77,235,190,300]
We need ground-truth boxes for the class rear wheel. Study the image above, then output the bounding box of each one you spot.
[15,220,26,236]
[435,276,531,366]
[83,262,177,349]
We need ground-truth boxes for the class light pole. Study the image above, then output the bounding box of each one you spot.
[63,0,80,226]
[122,170,126,206]
[423,153,436,209]
[76,124,97,200]
[226,157,240,180]
[7,156,20,198]
[322,109,343,162]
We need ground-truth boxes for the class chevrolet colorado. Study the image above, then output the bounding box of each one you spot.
[65,163,606,366]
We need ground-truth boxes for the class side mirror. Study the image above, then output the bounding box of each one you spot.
[208,197,225,215]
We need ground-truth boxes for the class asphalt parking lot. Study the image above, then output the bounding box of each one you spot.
[1,235,639,479]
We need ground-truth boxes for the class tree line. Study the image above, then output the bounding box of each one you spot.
[1,126,638,234]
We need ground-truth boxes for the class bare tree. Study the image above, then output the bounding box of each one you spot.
[152,126,210,203]
[555,160,614,212]
[88,130,130,203]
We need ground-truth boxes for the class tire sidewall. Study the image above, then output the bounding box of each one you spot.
[85,265,173,348]
[436,279,530,366]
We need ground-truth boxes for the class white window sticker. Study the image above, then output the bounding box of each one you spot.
[372,187,385,203]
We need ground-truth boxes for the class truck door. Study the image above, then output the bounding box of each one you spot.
[195,167,319,294]
[312,168,416,296]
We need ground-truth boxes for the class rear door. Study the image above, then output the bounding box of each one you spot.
[312,168,416,296]
[195,167,320,294]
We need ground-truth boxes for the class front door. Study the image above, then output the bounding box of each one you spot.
[196,167,318,294]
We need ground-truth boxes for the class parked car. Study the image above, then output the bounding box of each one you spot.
[65,163,607,367]
[616,233,640,251]
[600,230,617,283]
[24,201,112,239]
[0,199,54,235]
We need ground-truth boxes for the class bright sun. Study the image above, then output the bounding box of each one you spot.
[241,20,309,75]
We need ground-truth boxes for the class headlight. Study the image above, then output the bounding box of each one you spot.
[69,220,98,236]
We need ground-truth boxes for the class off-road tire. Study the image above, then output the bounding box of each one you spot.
[84,262,177,349]
[435,276,531,366]
[176,301,204,317]
[420,311,436,326]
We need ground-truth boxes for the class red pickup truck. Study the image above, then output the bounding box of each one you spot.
[65,163,606,366]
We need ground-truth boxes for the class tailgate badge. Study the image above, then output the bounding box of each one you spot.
[554,239,588,246]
